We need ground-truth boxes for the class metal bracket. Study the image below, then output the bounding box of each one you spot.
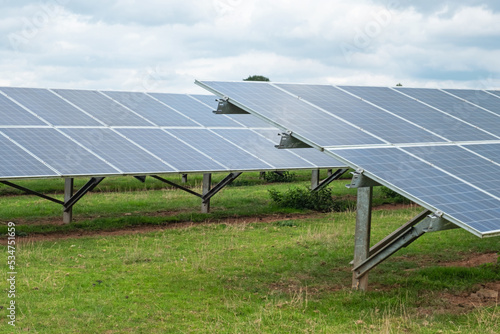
[346,169,381,188]
[213,98,249,114]
[352,211,458,278]
[151,172,242,201]
[312,168,349,191]
[64,177,105,211]
[134,176,147,183]
[275,132,312,149]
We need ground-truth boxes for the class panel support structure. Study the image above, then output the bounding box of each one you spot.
[311,169,320,190]
[201,173,212,213]
[181,174,188,183]
[275,132,312,149]
[213,98,250,114]
[312,168,349,191]
[352,186,372,291]
[63,178,74,224]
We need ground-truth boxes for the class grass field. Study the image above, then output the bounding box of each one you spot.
[1,171,499,333]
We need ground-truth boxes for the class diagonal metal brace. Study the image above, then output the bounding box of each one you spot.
[312,168,349,191]
[64,177,105,211]
[202,172,242,201]
[213,98,250,114]
[352,211,458,279]
[0,181,64,205]
[151,175,202,198]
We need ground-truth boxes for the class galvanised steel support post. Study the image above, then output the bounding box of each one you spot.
[63,178,74,224]
[311,169,320,190]
[182,174,188,183]
[327,169,333,177]
[352,186,372,291]
[201,173,212,213]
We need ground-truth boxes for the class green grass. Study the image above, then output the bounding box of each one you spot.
[0,173,498,333]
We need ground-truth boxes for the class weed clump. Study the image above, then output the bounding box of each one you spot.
[381,187,411,204]
[268,187,353,212]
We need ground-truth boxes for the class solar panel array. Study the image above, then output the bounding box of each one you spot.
[197,81,500,238]
[0,87,344,180]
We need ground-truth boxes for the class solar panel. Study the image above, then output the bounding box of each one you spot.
[0,92,47,126]
[149,93,241,127]
[60,128,176,174]
[0,87,101,126]
[52,89,153,126]
[0,134,58,179]
[395,88,500,138]
[0,87,345,181]
[487,90,500,99]
[0,128,120,176]
[166,128,273,170]
[443,89,500,117]
[102,91,200,127]
[197,80,500,237]
[340,86,495,142]
[115,128,227,172]
[198,81,384,147]
[275,84,446,144]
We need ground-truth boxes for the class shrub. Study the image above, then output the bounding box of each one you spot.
[262,171,296,183]
[268,187,353,212]
[381,187,411,204]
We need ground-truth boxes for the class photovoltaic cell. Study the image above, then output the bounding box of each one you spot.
[0,87,101,126]
[328,147,500,235]
[396,88,500,137]
[200,81,384,147]
[60,128,175,174]
[0,134,58,178]
[166,128,273,170]
[0,93,47,126]
[52,89,152,126]
[463,143,500,165]
[149,93,242,127]
[212,129,315,169]
[487,90,500,99]
[0,128,119,176]
[276,83,445,144]
[102,91,199,127]
[340,86,495,142]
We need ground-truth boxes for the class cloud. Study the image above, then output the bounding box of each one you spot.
[0,0,499,92]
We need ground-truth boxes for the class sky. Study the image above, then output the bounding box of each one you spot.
[0,0,499,93]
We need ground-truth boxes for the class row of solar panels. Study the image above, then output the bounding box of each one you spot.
[197,81,500,237]
[0,88,343,180]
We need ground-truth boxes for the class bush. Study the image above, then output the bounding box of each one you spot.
[262,171,296,183]
[268,187,353,212]
[381,187,411,204]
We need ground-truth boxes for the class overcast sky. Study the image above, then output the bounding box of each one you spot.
[1,0,499,93]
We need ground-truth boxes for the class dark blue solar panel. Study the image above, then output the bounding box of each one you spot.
[52,89,152,126]
[166,129,273,170]
[116,128,226,172]
[103,91,199,127]
[487,90,500,99]
[0,92,47,126]
[327,147,500,236]
[0,128,119,176]
[404,145,500,198]
[201,81,384,147]
[277,84,445,144]
[0,134,58,178]
[463,143,500,165]
[444,89,500,117]
[212,129,316,169]
[340,86,495,142]
[60,128,175,174]
[0,87,101,126]
[396,88,500,137]
[149,93,241,127]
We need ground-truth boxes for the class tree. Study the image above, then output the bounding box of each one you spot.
[396,83,403,86]
[243,75,270,82]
